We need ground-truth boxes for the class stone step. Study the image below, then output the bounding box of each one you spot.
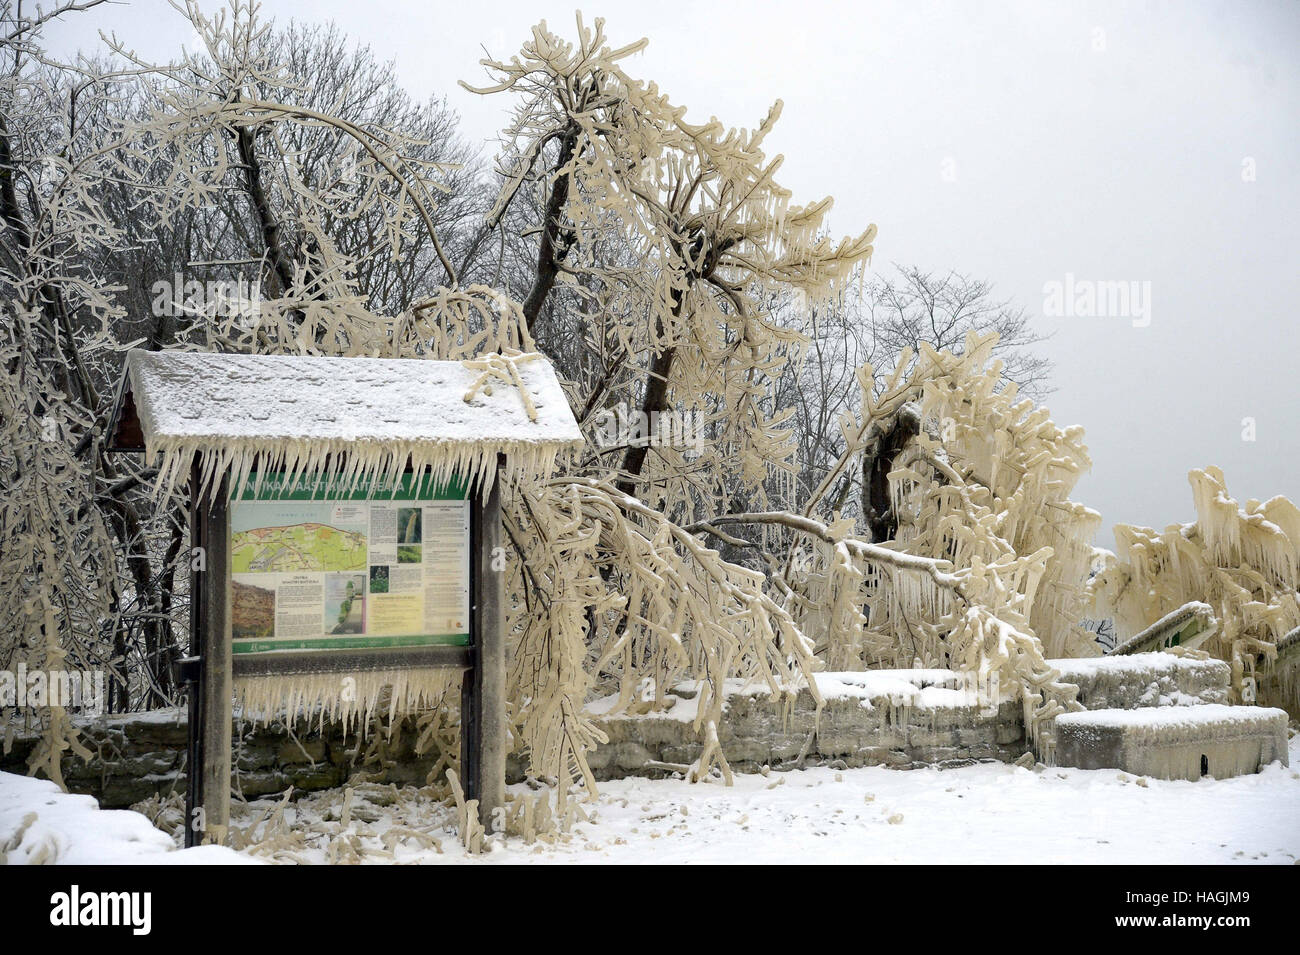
[1053,704,1289,780]
[1048,652,1230,711]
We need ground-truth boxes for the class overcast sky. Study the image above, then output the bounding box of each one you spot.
[45,0,1300,548]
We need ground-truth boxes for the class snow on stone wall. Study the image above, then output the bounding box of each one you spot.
[1048,653,1232,710]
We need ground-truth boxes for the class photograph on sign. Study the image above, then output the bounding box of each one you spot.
[229,474,470,654]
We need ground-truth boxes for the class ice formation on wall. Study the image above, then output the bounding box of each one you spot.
[1091,466,1300,712]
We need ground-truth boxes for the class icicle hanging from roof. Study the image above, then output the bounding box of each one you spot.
[234,668,461,735]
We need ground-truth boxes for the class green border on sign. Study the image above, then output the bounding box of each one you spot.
[232,633,470,653]
[230,471,471,657]
[235,471,468,502]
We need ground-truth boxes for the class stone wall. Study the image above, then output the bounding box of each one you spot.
[1055,704,1289,780]
[1,653,1242,806]
[588,656,1240,780]
[1050,655,1232,710]
[588,672,1029,779]
[0,710,443,808]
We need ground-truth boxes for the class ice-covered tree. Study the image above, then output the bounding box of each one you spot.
[109,8,880,791]
[1091,466,1300,713]
[8,4,1102,800]
[702,331,1094,739]
[0,0,143,779]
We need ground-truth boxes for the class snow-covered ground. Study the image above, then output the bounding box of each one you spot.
[4,736,1297,864]
[0,773,248,864]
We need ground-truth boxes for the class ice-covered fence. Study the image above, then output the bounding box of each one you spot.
[1107,601,1218,656]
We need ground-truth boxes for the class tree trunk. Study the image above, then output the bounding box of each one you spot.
[235,125,297,298]
[521,121,580,332]
[615,284,688,497]
[860,411,920,543]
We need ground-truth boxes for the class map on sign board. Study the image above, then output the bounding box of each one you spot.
[229,474,470,654]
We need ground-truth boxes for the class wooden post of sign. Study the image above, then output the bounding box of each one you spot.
[473,455,507,831]
[183,459,205,849]
[199,471,233,845]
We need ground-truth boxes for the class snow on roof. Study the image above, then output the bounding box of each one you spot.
[121,349,584,500]
[126,349,581,446]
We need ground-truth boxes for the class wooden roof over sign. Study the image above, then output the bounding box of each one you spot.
[108,349,584,498]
